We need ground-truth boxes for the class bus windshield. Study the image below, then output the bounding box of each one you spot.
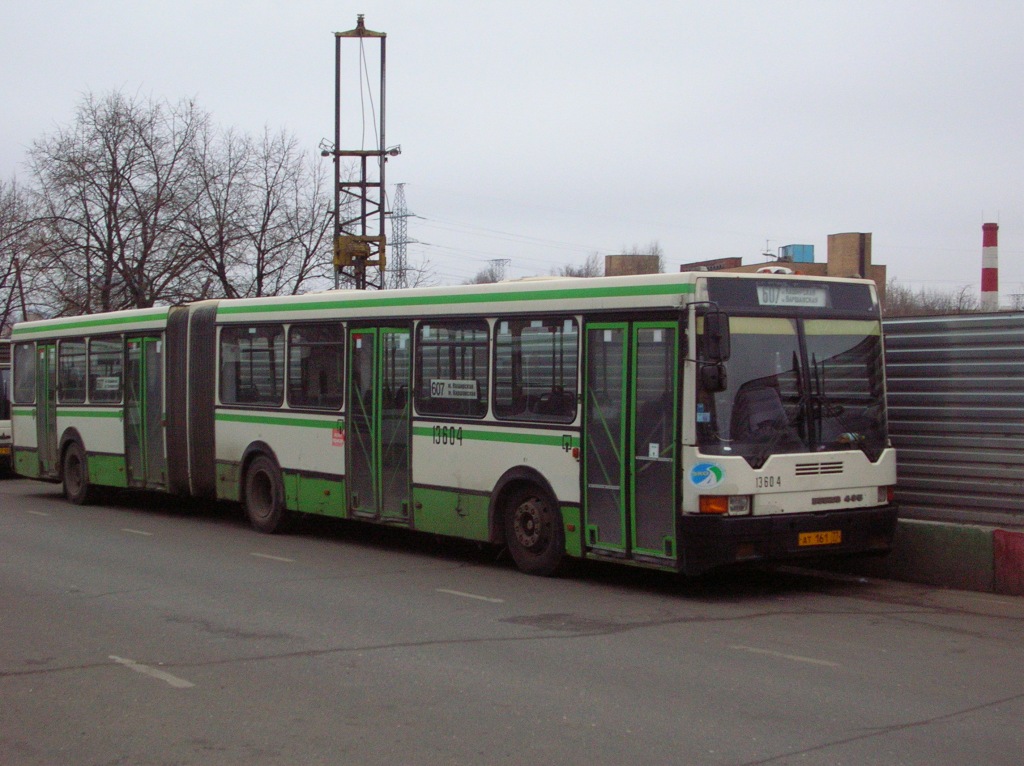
[697,316,887,467]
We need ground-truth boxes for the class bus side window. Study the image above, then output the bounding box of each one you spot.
[88,336,123,403]
[494,317,578,423]
[220,324,285,407]
[13,343,36,404]
[415,320,488,418]
[58,339,87,403]
[288,322,344,410]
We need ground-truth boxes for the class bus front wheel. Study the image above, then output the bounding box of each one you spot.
[243,454,289,533]
[503,485,565,576]
[62,442,93,505]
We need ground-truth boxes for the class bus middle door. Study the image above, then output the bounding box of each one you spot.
[584,322,679,564]
[347,327,412,522]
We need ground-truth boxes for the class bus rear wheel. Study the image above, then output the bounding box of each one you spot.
[62,442,93,505]
[503,485,565,576]
[243,454,289,533]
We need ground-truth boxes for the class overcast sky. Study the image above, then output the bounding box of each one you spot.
[3,1,1022,295]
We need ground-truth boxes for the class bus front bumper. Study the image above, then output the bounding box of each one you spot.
[677,504,899,577]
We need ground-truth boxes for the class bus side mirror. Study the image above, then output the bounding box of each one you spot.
[700,363,728,393]
[703,311,731,362]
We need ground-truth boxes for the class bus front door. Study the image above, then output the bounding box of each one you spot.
[347,327,412,522]
[36,343,58,477]
[124,337,166,488]
[584,322,679,564]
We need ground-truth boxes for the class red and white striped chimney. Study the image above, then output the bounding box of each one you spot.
[981,222,999,312]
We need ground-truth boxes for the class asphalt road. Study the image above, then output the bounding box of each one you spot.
[2,477,1022,766]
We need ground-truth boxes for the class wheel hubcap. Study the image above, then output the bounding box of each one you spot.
[249,471,273,519]
[67,456,82,493]
[513,497,547,549]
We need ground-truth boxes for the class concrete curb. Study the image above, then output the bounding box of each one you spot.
[838,519,1024,595]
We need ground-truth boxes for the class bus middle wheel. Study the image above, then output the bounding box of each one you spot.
[503,485,565,576]
[62,442,93,505]
[243,454,289,533]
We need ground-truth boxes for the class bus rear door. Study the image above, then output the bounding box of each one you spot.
[36,343,58,477]
[124,336,166,488]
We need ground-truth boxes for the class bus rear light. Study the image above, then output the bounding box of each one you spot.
[878,486,895,504]
[699,496,751,515]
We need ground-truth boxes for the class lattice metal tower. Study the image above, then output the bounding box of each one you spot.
[325,15,398,290]
[389,183,412,289]
[490,259,511,281]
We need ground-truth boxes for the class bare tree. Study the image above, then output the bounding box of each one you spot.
[24,91,342,312]
[0,179,34,333]
[185,126,336,299]
[239,129,303,297]
[621,241,665,273]
[280,151,336,295]
[465,260,508,285]
[554,252,603,278]
[28,92,207,314]
[883,280,980,317]
[179,124,252,299]
[400,256,437,288]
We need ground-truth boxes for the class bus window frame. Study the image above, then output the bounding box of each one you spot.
[414,318,490,419]
[12,342,35,404]
[218,323,286,408]
[88,335,124,404]
[492,315,580,424]
[287,321,345,411]
[57,338,87,404]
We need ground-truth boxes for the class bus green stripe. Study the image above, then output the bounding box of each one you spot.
[11,311,169,336]
[12,407,122,418]
[216,412,341,429]
[59,409,123,418]
[217,282,695,318]
[412,426,579,448]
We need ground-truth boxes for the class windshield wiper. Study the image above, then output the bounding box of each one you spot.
[804,354,868,451]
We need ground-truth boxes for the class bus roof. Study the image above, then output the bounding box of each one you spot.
[9,271,877,337]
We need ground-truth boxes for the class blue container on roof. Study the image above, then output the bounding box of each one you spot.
[780,244,814,263]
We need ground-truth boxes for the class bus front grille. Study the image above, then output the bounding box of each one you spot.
[794,461,844,476]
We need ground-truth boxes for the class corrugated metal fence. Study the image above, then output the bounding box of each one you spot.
[884,312,1024,527]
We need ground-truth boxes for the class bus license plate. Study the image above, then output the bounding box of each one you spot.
[798,530,842,547]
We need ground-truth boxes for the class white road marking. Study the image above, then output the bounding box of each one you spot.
[250,552,295,563]
[731,645,840,668]
[27,510,50,517]
[121,528,153,536]
[437,588,505,603]
[109,655,195,688]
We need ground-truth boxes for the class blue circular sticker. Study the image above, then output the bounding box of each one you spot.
[690,462,724,488]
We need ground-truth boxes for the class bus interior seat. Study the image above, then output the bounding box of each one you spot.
[531,390,576,418]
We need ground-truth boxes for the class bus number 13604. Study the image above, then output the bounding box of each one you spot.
[432,425,464,446]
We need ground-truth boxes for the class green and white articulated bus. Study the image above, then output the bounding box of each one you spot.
[9,271,897,576]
